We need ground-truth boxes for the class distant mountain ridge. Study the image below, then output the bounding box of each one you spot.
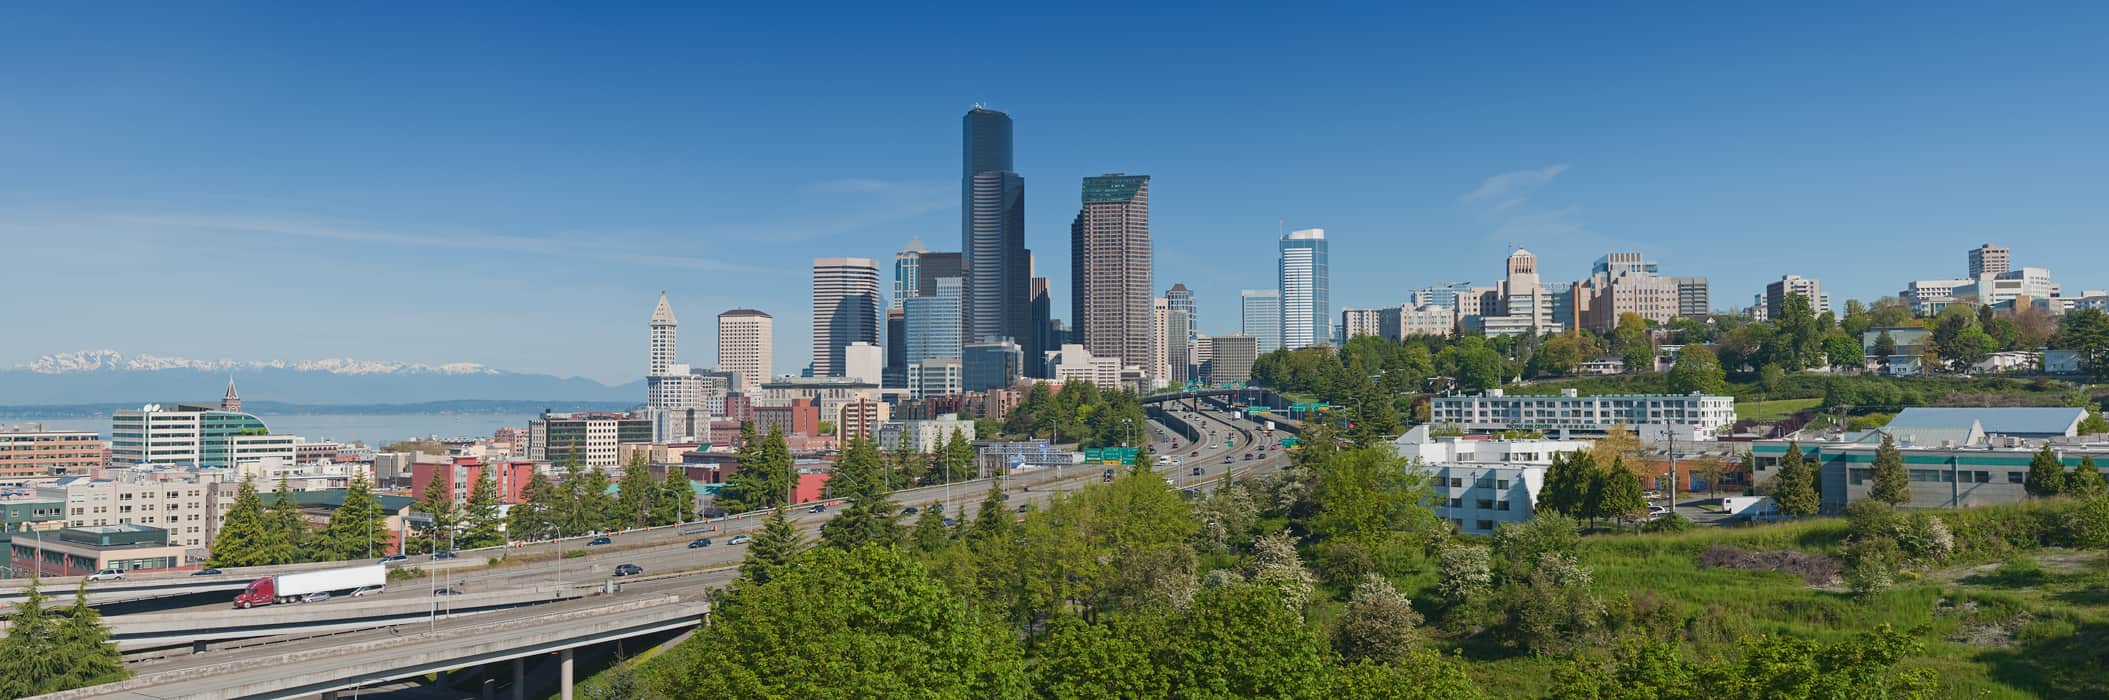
[2,350,642,405]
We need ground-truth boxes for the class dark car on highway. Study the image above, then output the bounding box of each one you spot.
[587,536,613,546]
[430,551,457,560]
[613,564,643,577]
[191,568,223,576]
[688,538,712,548]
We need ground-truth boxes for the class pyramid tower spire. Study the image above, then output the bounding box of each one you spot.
[221,376,242,413]
[650,292,678,376]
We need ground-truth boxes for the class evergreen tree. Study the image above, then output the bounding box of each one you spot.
[617,451,659,528]
[2067,456,2108,498]
[319,473,389,560]
[508,470,557,540]
[2025,443,2069,497]
[576,467,620,532]
[460,466,506,548]
[54,581,126,689]
[942,427,979,483]
[207,479,272,567]
[821,437,902,550]
[0,578,62,697]
[1537,452,1587,517]
[264,476,306,564]
[911,503,950,552]
[968,478,1011,542]
[1869,432,1911,506]
[1593,459,1647,529]
[1774,441,1820,517]
[657,466,697,524]
[739,505,803,587]
[722,423,793,512]
[410,481,457,554]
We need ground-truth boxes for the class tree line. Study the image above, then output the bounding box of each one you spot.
[504,453,697,543]
[998,380,1149,448]
[210,473,391,566]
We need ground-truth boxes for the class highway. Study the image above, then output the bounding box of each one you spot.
[81,402,1291,658]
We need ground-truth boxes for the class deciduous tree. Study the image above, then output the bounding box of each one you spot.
[1869,432,1910,505]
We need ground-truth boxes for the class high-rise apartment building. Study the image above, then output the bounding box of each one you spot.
[1409,282,1479,310]
[1765,274,1830,319]
[1675,277,1711,318]
[1207,335,1259,384]
[1969,243,2010,278]
[812,257,881,378]
[1070,174,1153,379]
[717,309,773,390]
[1151,297,1171,388]
[905,276,965,364]
[1279,228,1329,349]
[962,106,1033,359]
[1241,289,1282,353]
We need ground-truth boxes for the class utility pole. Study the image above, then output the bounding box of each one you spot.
[1667,429,1678,519]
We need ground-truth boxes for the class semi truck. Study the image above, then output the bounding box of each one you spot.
[233,564,387,609]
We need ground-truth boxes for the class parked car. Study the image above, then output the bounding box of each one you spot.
[688,538,713,548]
[1648,505,1672,517]
[302,591,333,603]
[430,551,458,560]
[727,534,752,545]
[378,554,410,564]
[587,536,613,546]
[87,569,126,582]
[613,564,643,577]
[191,568,223,577]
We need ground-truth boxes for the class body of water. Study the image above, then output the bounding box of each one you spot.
[12,413,540,448]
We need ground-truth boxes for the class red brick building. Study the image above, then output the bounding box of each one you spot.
[410,456,536,504]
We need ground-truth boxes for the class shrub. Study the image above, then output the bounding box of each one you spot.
[1435,542,1493,605]
[1894,512,1955,563]
[2065,496,2109,549]
[1641,513,1694,533]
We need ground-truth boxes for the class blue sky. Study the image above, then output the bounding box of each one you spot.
[3,3,2105,385]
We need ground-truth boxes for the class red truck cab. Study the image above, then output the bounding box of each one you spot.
[234,577,278,608]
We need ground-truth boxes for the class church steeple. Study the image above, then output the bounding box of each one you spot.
[221,376,242,413]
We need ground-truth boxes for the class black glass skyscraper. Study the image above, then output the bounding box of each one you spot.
[962,106,1034,366]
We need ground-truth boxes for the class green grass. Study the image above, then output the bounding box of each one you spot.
[1734,397,1822,422]
[1424,515,2109,699]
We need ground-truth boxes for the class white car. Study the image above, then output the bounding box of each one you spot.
[728,534,753,545]
[1648,505,1672,517]
[86,569,126,582]
[350,585,385,597]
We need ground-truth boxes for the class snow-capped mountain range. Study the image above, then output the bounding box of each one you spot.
[20,350,498,376]
[2,350,641,406]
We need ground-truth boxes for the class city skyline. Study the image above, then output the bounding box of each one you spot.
[3,5,2106,384]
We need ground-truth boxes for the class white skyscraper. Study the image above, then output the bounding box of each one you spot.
[1278,228,1329,349]
[649,292,677,377]
[718,309,774,391]
[813,257,882,378]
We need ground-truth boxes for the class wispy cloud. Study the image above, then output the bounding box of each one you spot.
[1460,164,1569,213]
[100,213,757,273]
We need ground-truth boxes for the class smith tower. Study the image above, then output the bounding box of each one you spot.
[962,106,1033,362]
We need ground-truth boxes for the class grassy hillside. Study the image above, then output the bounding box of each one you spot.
[1406,503,2109,698]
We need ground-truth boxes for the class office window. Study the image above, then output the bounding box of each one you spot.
[1476,499,1494,510]
[2007,472,2025,484]
[1496,479,1510,490]
[1449,498,1463,509]
[1497,501,1511,511]
[1475,520,1495,531]
[1974,471,1992,483]
[1450,477,1464,488]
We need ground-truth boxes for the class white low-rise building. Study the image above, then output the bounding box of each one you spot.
[1430,388,1735,439]
[877,414,976,454]
[1393,425,1593,535]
